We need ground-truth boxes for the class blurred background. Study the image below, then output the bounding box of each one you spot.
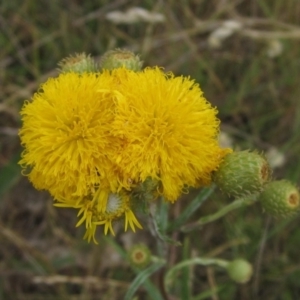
[1,1,300,299]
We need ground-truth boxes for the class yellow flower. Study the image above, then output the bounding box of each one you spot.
[19,64,230,243]
[19,72,122,200]
[110,67,230,201]
[19,70,142,243]
[55,189,142,243]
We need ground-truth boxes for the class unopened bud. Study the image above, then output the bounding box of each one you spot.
[132,177,159,204]
[227,259,253,284]
[58,53,97,73]
[128,244,151,269]
[213,150,271,197]
[259,180,300,217]
[100,49,143,71]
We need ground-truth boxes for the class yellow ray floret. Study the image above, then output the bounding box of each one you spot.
[55,189,142,243]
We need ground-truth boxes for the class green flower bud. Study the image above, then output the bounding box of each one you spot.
[226,259,253,284]
[259,180,300,217]
[132,177,159,202]
[213,150,271,197]
[58,53,97,73]
[128,244,151,269]
[99,49,143,71]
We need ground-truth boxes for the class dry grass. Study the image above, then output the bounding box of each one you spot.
[1,0,300,299]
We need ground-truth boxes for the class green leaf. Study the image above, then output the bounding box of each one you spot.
[181,237,191,300]
[0,153,21,198]
[191,285,225,300]
[156,198,169,232]
[164,257,228,293]
[124,260,165,300]
[104,236,165,300]
[181,196,257,233]
[168,187,215,231]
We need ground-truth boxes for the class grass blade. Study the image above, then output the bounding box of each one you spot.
[168,186,215,231]
[124,259,165,300]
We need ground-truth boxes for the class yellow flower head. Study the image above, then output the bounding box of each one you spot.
[111,67,230,201]
[19,63,230,243]
[56,189,142,243]
[19,72,121,199]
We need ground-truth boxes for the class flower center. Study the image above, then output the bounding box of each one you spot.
[106,193,122,214]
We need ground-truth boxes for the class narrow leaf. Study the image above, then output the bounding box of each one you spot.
[168,187,215,231]
[124,260,165,300]
[0,153,21,198]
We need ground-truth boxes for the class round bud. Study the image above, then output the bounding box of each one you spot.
[132,177,160,205]
[259,180,300,217]
[226,259,253,284]
[213,150,271,197]
[128,244,151,269]
[99,49,143,71]
[58,53,97,73]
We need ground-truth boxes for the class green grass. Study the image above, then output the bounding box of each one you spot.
[1,0,300,299]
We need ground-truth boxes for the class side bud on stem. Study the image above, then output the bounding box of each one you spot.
[99,49,143,71]
[213,150,271,197]
[128,244,151,269]
[226,258,253,284]
[58,53,97,73]
[259,180,300,217]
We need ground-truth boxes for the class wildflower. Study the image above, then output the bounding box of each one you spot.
[19,71,121,200]
[55,189,142,243]
[111,67,230,201]
[19,61,229,241]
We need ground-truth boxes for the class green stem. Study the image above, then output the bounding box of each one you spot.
[181,196,258,233]
[164,257,229,293]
